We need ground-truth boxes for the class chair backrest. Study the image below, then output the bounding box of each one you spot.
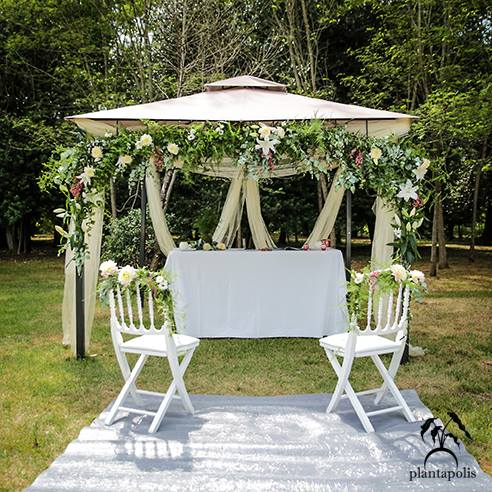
[108,285,168,336]
[356,284,411,337]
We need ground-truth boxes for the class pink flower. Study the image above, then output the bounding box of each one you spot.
[70,179,84,198]
[413,196,423,208]
[303,244,309,251]
[350,148,364,167]
[369,270,380,290]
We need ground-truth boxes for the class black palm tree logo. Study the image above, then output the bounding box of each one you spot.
[421,412,472,468]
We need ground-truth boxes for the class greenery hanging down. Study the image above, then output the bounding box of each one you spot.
[40,121,430,269]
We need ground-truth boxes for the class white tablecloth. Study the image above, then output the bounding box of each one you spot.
[165,249,347,338]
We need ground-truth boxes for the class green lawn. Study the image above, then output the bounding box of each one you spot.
[1,246,491,491]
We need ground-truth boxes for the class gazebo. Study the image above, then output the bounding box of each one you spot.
[62,75,417,357]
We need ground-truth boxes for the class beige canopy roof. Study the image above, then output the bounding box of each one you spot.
[67,75,416,137]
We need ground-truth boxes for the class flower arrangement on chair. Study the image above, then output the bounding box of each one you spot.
[98,260,176,333]
[346,264,427,325]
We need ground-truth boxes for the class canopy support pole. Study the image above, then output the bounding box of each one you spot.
[75,266,85,359]
[345,190,352,273]
[140,180,147,267]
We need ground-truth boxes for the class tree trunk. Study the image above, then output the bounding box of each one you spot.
[110,179,117,220]
[437,196,449,268]
[163,170,178,214]
[470,138,488,259]
[469,165,481,262]
[6,225,15,252]
[429,203,438,276]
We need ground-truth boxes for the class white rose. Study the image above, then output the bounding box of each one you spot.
[203,242,212,251]
[217,242,226,250]
[118,265,137,287]
[179,241,191,250]
[390,264,408,282]
[99,260,118,278]
[167,143,179,155]
[354,272,365,284]
[91,146,103,160]
[137,134,153,149]
[119,154,133,165]
[410,270,425,284]
[370,147,382,162]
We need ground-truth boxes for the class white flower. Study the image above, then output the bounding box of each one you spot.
[167,143,179,155]
[396,180,419,201]
[99,260,118,278]
[255,138,279,157]
[118,154,133,166]
[370,147,382,163]
[79,166,96,186]
[91,146,103,161]
[136,134,153,149]
[187,129,196,141]
[393,214,401,227]
[179,241,191,250]
[217,242,226,250]
[155,275,169,290]
[203,242,212,251]
[390,264,408,282]
[413,158,430,181]
[354,272,365,284]
[275,126,285,139]
[259,125,272,139]
[215,124,224,135]
[410,269,425,284]
[118,265,137,287]
[393,228,402,239]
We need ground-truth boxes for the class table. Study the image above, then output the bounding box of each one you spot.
[165,249,347,338]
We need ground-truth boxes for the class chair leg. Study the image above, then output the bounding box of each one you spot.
[148,349,196,434]
[114,345,142,405]
[374,346,404,405]
[371,355,415,423]
[105,354,148,426]
[326,350,375,432]
[325,349,352,414]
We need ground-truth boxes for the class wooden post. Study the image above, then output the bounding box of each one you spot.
[345,189,352,273]
[140,180,147,267]
[75,265,85,359]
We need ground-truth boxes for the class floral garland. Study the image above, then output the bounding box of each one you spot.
[347,264,427,325]
[97,260,176,332]
[40,121,430,271]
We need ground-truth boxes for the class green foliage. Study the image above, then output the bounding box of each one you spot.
[101,209,157,268]
[42,122,430,269]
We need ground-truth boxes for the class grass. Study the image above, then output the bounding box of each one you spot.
[0,245,491,491]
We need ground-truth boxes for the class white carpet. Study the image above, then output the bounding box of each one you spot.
[27,391,491,491]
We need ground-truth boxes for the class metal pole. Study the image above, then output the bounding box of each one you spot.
[345,190,352,272]
[75,265,85,359]
[139,179,147,267]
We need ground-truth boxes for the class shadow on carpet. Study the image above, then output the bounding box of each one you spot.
[26,390,491,491]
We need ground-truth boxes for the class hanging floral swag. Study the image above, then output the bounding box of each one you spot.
[40,120,430,271]
[347,265,428,327]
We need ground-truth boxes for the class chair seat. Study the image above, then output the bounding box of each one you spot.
[320,332,401,356]
[121,333,199,355]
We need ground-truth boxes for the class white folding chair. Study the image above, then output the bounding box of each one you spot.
[105,284,199,433]
[319,284,415,432]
